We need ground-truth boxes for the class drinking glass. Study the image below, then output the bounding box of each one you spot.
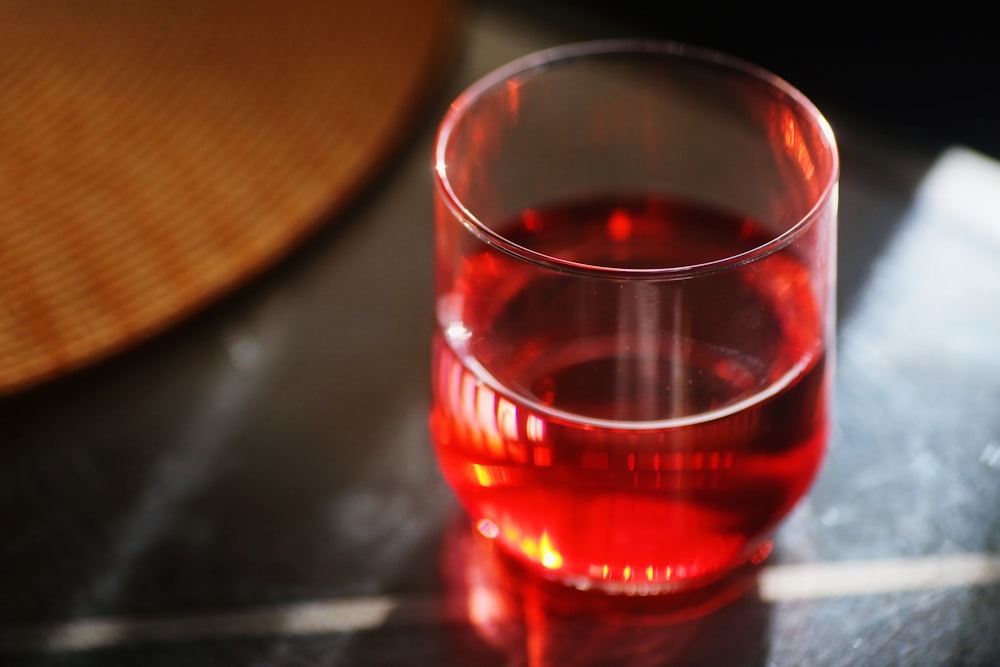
[430,40,838,595]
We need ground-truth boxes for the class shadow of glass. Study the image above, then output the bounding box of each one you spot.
[438,515,772,667]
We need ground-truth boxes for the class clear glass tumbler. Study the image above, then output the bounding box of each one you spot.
[430,40,838,594]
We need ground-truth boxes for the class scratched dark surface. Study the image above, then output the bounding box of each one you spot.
[2,2,998,665]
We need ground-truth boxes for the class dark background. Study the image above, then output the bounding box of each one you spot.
[523,2,1000,158]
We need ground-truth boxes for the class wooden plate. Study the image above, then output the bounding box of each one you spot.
[0,0,460,394]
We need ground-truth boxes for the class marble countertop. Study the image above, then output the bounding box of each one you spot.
[2,3,997,665]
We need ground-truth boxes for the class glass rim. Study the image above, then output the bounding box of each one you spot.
[433,38,840,280]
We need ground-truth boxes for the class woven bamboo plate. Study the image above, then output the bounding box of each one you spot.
[0,0,459,395]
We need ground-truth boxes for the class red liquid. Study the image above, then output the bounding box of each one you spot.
[431,194,828,593]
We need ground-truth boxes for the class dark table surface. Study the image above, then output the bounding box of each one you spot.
[2,2,999,665]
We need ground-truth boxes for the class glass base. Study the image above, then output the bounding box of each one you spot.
[446,516,770,624]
